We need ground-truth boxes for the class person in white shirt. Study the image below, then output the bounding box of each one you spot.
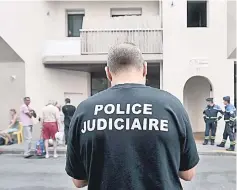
[42,100,60,158]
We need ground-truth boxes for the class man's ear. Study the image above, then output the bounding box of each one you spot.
[143,62,147,77]
[105,66,112,81]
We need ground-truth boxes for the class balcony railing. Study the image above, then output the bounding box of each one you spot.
[80,29,163,55]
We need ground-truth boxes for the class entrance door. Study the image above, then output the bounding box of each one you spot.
[183,76,212,133]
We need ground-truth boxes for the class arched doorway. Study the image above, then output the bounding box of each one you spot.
[183,76,213,136]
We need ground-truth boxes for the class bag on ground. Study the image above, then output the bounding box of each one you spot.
[35,139,45,156]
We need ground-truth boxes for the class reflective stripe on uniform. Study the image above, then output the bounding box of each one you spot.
[230,141,236,145]
[205,116,218,119]
[211,136,215,139]
[222,139,227,142]
[204,136,209,140]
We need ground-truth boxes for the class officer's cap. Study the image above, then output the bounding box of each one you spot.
[206,98,213,102]
[223,96,230,101]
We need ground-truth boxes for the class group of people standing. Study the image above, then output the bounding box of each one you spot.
[19,97,76,158]
[203,96,236,151]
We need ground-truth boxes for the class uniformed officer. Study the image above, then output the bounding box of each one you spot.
[203,98,223,145]
[217,96,236,151]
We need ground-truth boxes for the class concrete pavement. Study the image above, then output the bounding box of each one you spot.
[0,140,236,156]
[0,154,235,190]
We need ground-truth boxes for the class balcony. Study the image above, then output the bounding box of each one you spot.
[80,29,163,55]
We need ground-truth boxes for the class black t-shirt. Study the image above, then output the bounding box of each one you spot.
[65,83,199,190]
[62,104,76,126]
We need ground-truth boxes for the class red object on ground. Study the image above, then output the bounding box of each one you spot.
[42,122,58,140]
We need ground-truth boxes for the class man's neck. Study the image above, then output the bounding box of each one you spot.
[111,78,145,87]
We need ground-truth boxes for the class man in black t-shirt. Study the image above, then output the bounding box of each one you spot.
[62,98,76,145]
[66,43,199,190]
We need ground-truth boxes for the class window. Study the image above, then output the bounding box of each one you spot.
[111,8,142,17]
[187,1,207,27]
[91,73,110,96]
[146,76,160,89]
[67,10,84,37]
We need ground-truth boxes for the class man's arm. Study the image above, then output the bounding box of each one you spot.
[65,106,88,188]
[72,179,88,188]
[72,106,76,115]
[62,105,67,116]
[178,104,199,181]
[229,107,236,127]
[215,105,224,120]
[203,109,207,122]
[23,105,32,118]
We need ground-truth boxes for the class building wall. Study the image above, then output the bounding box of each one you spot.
[162,0,234,141]
[46,1,160,39]
[0,1,91,138]
[227,0,236,58]
[0,62,25,128]
[0,1,233,141]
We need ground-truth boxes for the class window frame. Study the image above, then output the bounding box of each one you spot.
[187,1,209,28]
[110,8,142,17]
[66,9,85,37]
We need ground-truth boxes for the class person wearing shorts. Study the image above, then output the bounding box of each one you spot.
[42,100,60,158]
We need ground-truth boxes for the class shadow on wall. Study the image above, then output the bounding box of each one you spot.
[183,76,213,133]
[0,36,25,129]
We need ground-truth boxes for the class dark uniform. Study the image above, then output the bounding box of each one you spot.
[203,98,223,145]
[62,104,76,144]
[217,96,236,151]
[66,84,199,190]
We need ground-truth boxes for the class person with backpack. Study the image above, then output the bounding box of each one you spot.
[62,98,76,145]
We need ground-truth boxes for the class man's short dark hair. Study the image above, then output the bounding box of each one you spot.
[107,43,145,74]
[24,97,30,101]
[65,98,71,104]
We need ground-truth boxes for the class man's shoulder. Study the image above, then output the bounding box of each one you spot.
[226,104,236,111]
[146,87,183,107]
[20,104,28,111]
[213,104,220,108]
[79,87,181,109]
[20,104,27,108]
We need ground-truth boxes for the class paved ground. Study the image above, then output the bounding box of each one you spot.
[1,140,236,156]
[0,155,235,190]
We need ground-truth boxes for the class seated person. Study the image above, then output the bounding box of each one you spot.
[0,109,19,144]
[6,109,19,133]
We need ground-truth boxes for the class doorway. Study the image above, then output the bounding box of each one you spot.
[90,63,161,95]
[183,76,213,134]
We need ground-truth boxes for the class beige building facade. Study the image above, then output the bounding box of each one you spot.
[0,0,236,140]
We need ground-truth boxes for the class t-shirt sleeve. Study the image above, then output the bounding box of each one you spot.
[179,106,200,171]
[65,109,87,180]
